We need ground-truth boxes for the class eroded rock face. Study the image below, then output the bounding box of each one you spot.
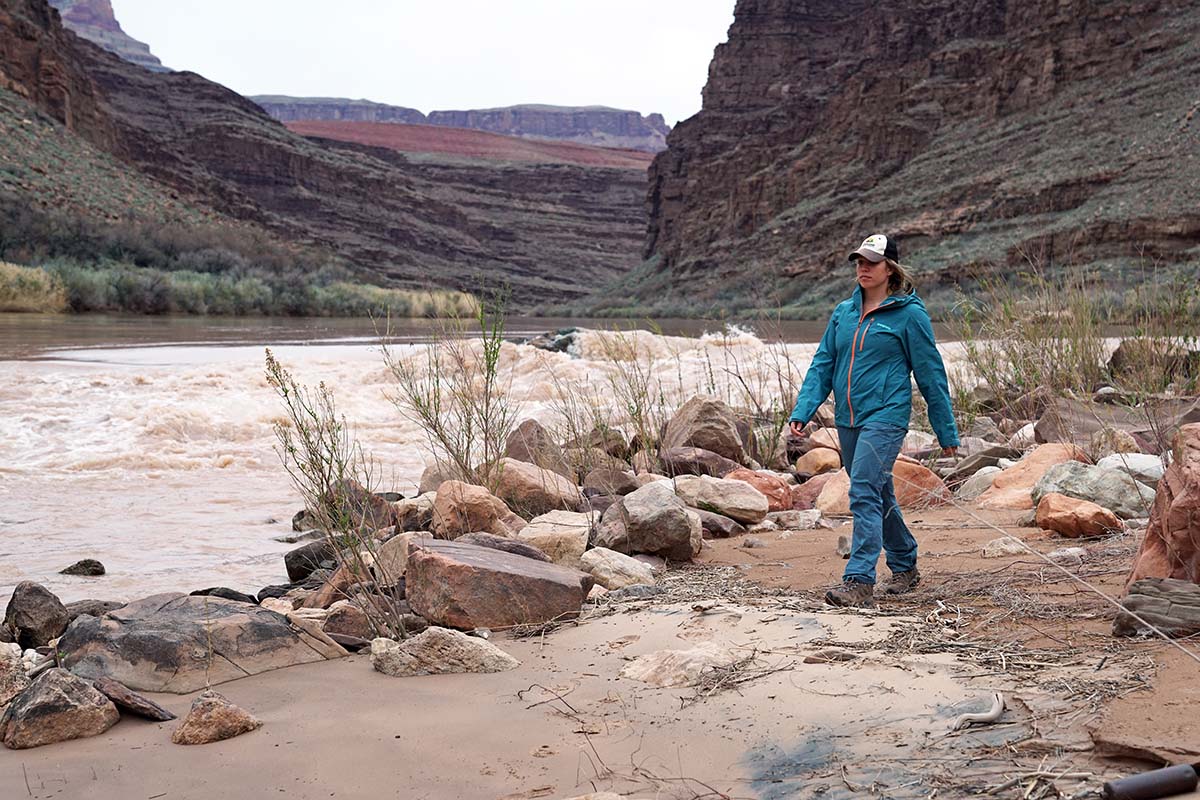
[430,481,526,539]
[1,669,119,750]
[692,508,746,539]
[57,594,346,693]
[1035,492,1124,538]
[370,628,519,677]
[1115,578,1200,637]
[405,540,592,630]
[1125,424,1200,590]
[3,582,69,649]
[171,691,261,745]
[392,492,437,532]
[662,397,747,464]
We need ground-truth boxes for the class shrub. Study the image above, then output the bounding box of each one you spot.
[0,261,68,312]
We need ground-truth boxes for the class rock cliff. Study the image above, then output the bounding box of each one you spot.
[0,0,646,305]
[639,0,1200,313]
[253,98,671,152]
[47,0,165,71]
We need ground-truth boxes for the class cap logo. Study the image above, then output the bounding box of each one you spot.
[862,235,888,252]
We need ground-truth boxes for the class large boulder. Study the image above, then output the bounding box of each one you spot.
[976,443,1089,510]
[661,396,747,464]
[456,532,552,562]
[430,481,526,539]
[659,446,741,478]
[956,466,1001,501]
[673,475,769,524]
[91,676,176,721]
[375,532,435,582]
[4,582,69,649]
[724,468,791,512]
[504,419,573,478]
[323,479,399,531]
[566,425,630,460]
[1035,396,1200,453]
[392,491,437,532]
[1035,492,1124,538]
[580,548,656,590]
[815,460,950,515]
[57,594,346,693]
[593,480,703,561]
[371,628,519,676]
[491,457,584,518]
[1,669,119,750]
[284,539,337,583]
[1114,578,1200,638]
[791,473,835,509]
[1096,453,1168,488]
[582,468,641,496]
[1031,462,1156,520]
[405,540,593,630]
[515,510,592,568]
[64,600,125,625]
[1125,424,1200,589]
[171,691,261,745]
[795,448,841,475]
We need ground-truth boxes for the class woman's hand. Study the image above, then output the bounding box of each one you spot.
[942,446,958,457]
[789,421,807,438]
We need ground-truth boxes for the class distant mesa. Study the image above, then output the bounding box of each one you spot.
[48,0,167,72]
[252,96,671,153]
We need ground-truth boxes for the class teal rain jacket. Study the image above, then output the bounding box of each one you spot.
[788,288,960,447]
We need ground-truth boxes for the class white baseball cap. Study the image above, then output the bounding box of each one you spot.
[848,234,899,263]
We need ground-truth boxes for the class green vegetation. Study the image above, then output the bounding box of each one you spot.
[0,262,68,313]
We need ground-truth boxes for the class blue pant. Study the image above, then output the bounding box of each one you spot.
[837,424,917,585]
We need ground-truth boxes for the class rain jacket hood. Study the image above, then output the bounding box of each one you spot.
[789,287,959,447]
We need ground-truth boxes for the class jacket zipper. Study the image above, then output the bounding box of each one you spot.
[846,305,887,427]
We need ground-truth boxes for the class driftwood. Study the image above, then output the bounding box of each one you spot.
[1114,577,1200,637]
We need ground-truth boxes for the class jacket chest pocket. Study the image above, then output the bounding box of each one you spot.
[858,319,902,357]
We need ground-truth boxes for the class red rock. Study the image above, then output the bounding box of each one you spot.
[792,473,835,509]
[795,448,841,475]
[1035,492,1123,538]
[490,458,583,518]
[660,447,742,478]
[430,481,526,539]
[661,397,747,464]
[977,444,1088,510]
[1125,423,1200,590]
[724,468,791,512]
[406,540,593,630]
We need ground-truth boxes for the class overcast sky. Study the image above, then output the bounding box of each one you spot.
[110,1,736,126]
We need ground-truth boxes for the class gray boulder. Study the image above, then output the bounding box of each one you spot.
[57,593,346,693]
[662,396,748,464]
[4,582,69,649]
[1,669,119,750]
[371,628,519,677]
[1095,453,1168,488]
[593,480,702,561]
[1031,462,1157,520]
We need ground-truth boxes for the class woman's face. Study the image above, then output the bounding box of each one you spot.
[855,256,892,291]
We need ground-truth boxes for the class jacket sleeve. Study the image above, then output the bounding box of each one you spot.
[788,311,837,425]
[902,307,960,448]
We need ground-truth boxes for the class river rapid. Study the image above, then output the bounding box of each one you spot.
[0,314,968,603]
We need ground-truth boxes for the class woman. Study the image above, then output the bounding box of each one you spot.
[789,234,958,608]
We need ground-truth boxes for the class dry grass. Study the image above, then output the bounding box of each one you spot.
[0,261,68,313]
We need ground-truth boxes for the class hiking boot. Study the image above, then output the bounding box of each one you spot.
[882,568,921,595]
[824,579,875,608]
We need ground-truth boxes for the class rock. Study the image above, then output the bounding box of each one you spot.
[57,593,346,693]
[723,467,791,512]
[3,582,69,649]
[291,508,321,532]
[64,600,124,624]
[1114,578,1200,638]
[741,537,767,549]
[661,396,747,464]
[982,538,1027,558]
[1048,546,1087,564]
[405,540,592,629]
[1125,424,1200,589]
[564,447,632,481]
[582,468,640,496]
[456,532,553,562]
[835,535,852,557]
[322,601,374,640]
[1090,427,1143,459]
[375,532,436,582]
[91,676,176,721]
[945,445,1022,482]
[567,425,631,460]
[976,443,1088,510]
[619,643,739,687]
[579,548,656,590]
[504,419,572,478]
[190,587,258,605]
[815,471,852,515]
[324,478,400,531]
[299,563,357,609]
[516,510,592,568]
[814,460,949,515]
[674,475,769,524]
[0,648,30,708]
[692,508,746,539]
[795,447,842,475]
[1008,422,1037,450]
[0,669,119,749]
[791,473,833,509]
[1096,453,1168,487]
[59,559,105,576]
[418,463,459,494]
[491,458,584,518]
[966,416,1005,442]
[370,628,519,676]
[766,509,824,530]
[956,466,1001,501]
[1016,509,1038,527]
[1031,461,1156,520]
[659,446,742,478]
[284,539,337,583]
[392,492,437,532]
[171,691,261,745]
[1035,492,1124,538]
[586,493,620,516]
[594,480,703,561]
[903,430,937,452]
[431,480,527,539]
